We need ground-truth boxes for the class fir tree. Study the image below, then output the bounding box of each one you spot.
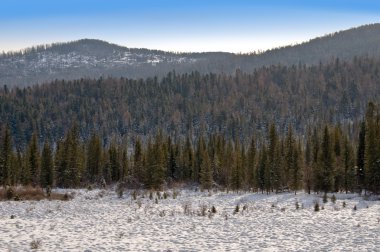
[320,126,334,193]
[357,121,366,193]
[40,141,54,188]
[0,126,12,187]
[27,133,40,186]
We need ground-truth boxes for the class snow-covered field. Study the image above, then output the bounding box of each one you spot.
[0,188,379,251]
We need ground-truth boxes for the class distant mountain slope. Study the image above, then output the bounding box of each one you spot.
[1,23,380,87]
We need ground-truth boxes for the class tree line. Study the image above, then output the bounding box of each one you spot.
[0,103,379,194]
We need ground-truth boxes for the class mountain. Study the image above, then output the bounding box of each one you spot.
[1,23,380,87]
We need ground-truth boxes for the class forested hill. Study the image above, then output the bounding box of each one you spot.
[1,24,380,87]
[1,56,380,146]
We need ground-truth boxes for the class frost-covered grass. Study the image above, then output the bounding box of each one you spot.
[0,188,379,251]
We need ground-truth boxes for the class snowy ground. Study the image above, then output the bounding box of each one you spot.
[0,188,379,251]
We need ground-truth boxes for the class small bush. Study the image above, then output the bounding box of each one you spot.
[155,198,158,204]
[234,204,240,214]
[159,210,166,217]
[163,192,168,199]
[314,202,320,212]
[323,193,328,203]
[172,190,179,199]
[182,201,192,215]
[136,199,142,208]
[353,205,357,211]
[342,201,346,208]
[295,201,300,210]
[115,183,124,199]
[331,194,336,204]
[211,205,217,213]
[149,191,153,200]
[30,239,41,250]
[132,190,137,200]
[199,204,207,216]
[6,187,14,200]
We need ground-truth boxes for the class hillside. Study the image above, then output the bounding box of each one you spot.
[1,56,379,146]
[1,24,380,87]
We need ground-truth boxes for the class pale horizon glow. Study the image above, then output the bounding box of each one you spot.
[1,1,380,53]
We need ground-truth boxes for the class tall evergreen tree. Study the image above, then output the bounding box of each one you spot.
[40,141,54,188]
[357,121,366,193]
[0,126,12,187]
[27,133,40,186]
[320,126,334,193]
[86,133,102,183]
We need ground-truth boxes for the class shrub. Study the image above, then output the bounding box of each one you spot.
[6,187,14,200]
[116,184,123,199]
[172,190,179,199]
[234,204,240,214]
[314,202,320,212]
[30,239,41,250]
[163,192,168,199]
[353,205,357,211]
[331,194,336,204]
[295,201,300,210]
[199,204,208,216]
[211,206,217,213]
[132,190,137,200]
[323,193,328,203]
[342,201,346,208]
[182,201,192,215]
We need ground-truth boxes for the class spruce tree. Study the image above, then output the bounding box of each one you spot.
[40,141,54,188]
[365,102,379,194]
[86,133,102,183]
[320,126,334,193]
[247,137,256,190]
[357,121,366,193]
[0,126,12,187]
[199,138,212,190]
[27,133,40,186]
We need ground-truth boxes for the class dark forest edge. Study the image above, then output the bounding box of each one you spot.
[0,102,379,196]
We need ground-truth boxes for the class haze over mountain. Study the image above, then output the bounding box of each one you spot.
[1,23,380,87]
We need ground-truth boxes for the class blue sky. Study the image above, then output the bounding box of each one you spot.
[1,0,379,53]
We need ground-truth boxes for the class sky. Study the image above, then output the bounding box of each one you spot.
[1,0,379,53]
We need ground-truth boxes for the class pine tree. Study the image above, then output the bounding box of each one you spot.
[86,133,102,183]
[357,121,366,193]
[199,138,212,190]
[257,145,267,193]
[27,133,40,186]
[320,126,334,193]
[303,131,313,194]
[343,136,355,193]
[40,141,54,188]
[0,126,12,187]
[247,137,256,190]
[133,137,144,184]
[151,132,166,190]
[268,124,281,192]
[364,102,380,194]
[231,140,243,191]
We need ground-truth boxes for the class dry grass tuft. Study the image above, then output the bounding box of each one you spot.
[0,186,70,201]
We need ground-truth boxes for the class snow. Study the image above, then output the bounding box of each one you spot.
[0,189,379,251]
